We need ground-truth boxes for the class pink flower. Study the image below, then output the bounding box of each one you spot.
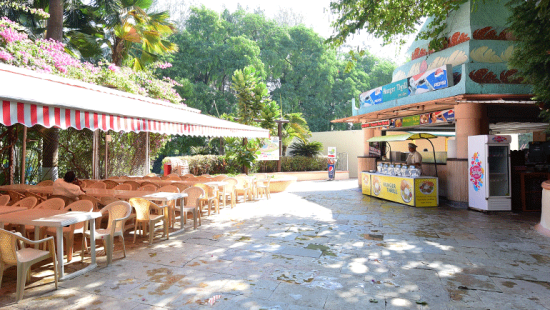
[0,27,27,43]
[0,51,13,61]
[108,64,120,73]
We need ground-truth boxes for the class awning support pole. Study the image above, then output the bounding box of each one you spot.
[92,130,99,179]
[145,132,150,174]
[426,138,438,178]
[277,122,283,172]
[20,126,27,184]
[104,133,109,179]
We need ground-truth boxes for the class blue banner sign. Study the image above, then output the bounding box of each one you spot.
[359,64,453,108]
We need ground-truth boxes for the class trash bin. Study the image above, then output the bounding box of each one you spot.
[163,162,172,176]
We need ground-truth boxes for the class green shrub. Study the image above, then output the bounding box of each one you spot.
[165,155,327,174]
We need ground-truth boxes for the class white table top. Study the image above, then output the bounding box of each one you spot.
[0,209,66,226]
[141,192,188,202]
[31,211,101,227]
[0,206,28,215]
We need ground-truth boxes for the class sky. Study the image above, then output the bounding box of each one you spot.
[155,0,416,65]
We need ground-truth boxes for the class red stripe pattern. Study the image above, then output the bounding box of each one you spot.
[0,101,267,138]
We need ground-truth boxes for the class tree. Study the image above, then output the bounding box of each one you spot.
[327,0,467,51]
[507,0,550,121]
[281,113,311,155]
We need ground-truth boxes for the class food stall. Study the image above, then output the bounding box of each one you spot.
[361,133,439,207]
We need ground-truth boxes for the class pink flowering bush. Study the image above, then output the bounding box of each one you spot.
[0,18,184,105]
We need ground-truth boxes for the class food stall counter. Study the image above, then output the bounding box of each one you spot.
[361,171,438,207]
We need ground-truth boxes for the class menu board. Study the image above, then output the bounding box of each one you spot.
[371,175,415,206]
[362,173,371,195]
[414,178,438,207]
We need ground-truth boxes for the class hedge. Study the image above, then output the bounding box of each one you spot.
[163,155,327,175]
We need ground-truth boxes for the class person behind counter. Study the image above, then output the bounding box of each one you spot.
[406,143,422,174]
[53,171,86,199]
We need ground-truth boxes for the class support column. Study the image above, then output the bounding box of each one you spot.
[92,130,99,179]
[454,103,488,159]
[20,126,27,184]
[447,102,489,202]
[145,132,150,174]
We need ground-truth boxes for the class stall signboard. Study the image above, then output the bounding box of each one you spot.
[402,115,420,127]
[414,178,438,207]
[362,120,390,128]
[419,109,455,125]
[362,172,371,195]
[359,64,453,108]
[256,137,279,160]
[328,147,337,158]
[371,175,415,206]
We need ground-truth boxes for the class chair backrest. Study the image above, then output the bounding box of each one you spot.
[113,184,132,191]
[145,176,161,180]
[123,181,140,190]
[201,174,211,177]
[235,177,248,190]
[48,195,75,207]
[36,180,54,186]
[168,173,180,177]
[183,187,204,208]
[102,180,119,189]
[11,196,37,209]
[6,191,23,205]
[161,176,170,180]
[129,197,154,221]
[173,183,190,192]
[140,181,160,189]
[224,178,238,191]
[88,182,107,189]
[211,175,227,181]
[158,185,179,193]
[101,201,132,233]
[144,173,158,177]
[79,195,100,210]
[0,195,10,206]
[182,174,194,178]
[64,200,94,230]
[100,196,118,206]
[0,228,18,265]
[34,198,65,210]
[137,184,158,192]
[166,176,181,181]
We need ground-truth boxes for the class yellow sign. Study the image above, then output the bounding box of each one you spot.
[414,178,438,207]
[362,173,371,195]
[371,175,415,206]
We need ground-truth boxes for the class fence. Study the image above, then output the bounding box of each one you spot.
[336,152,348,171]
[0,124,163,185]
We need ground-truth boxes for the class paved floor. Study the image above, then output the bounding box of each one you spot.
[1,179,550,309]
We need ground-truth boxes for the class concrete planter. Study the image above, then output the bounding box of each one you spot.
[256,171,349,182]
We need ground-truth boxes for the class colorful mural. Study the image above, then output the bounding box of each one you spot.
[472,27,515,40]
[411,32,470,60]
[470,152,484,192]
[470,45,514,63]
[469,68,523,84]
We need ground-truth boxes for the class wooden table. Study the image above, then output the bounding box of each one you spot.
[0,209,101,281]
[0,206,28,215]
[142,192,189,235]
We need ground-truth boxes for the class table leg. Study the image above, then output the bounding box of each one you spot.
[89,218,96,266]
[164,203,169,240]
[180,197,184,229]
[56,226,64,279]
[34,226,40,249]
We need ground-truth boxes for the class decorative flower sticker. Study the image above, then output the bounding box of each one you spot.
[470,152,484,191]
[492,136,506,143]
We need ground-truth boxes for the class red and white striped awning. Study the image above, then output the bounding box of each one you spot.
[0,64,269,138]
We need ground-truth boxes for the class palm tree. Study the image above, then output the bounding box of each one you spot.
[281,112,311,155]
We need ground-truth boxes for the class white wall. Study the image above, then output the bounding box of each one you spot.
[310,130,364,178]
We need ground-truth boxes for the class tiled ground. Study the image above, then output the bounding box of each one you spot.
[1,179,550,309]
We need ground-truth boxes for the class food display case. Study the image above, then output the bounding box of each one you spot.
[361,171,439,207]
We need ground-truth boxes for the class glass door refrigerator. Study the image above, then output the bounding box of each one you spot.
[468,135,512,211]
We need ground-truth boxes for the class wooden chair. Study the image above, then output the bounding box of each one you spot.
[182,187,204,229]
[129,198,166,244]
[234,177,252,203]
[137,184,158,192]
[87,182,106,189]
[194,184,219,216]
[42,200,93,261]
[36,180,54,186]
[10,197,37,209]
[157,185,179,228]
[82,201,132,265]
[6,191,25,206]
[48,195,76,207]
[123,181,140,190]
[102,180,119,189]
[79,195,102,227]
[140,181,160,189]
[0,195,9,206]
[256,177,271,199]
[0,229,57,302]
[24,192,46,203]
[113,184,132,191]
[173,183,190,193]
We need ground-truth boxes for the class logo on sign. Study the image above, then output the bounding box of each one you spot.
[492,136,507,143]
[470,152,484,191]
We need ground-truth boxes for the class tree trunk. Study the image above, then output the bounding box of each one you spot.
[112,37,125,66]
[43,0,63,181]
[46,0,63,41]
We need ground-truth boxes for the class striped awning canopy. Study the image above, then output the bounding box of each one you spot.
[0,64,269,138]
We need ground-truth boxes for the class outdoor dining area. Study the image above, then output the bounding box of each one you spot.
[0,172,272,302]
